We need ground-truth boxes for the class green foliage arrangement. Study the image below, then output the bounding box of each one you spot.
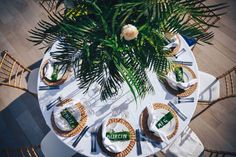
[29,0,227,101]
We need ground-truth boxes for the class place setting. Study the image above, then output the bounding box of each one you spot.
[50,98,88,138]
[87,97,136,156]
[164,33,194,67]
[140,103,179,145]
[39,58,71,90]
[164,33,181,57]
[97,117,136,157]
[164,64,198,97]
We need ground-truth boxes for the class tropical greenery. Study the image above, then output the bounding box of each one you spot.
[29,0,227,101]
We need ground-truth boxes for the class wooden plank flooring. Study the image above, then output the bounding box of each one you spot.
[0,0,236,156]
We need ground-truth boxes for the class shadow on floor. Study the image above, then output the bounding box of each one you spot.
[28,59,42,70]
[0,92,50,149]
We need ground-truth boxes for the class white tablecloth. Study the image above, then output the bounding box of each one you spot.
[37,35,199,157]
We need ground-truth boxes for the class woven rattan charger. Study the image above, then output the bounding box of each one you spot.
[97,118,136,157]
[140,103,179,142]
[164,65,198,97]
[51,99,88,137]
[40,60,70,86]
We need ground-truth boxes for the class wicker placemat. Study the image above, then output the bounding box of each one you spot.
[166,35,181,57]
[164,65,197,97]
[51,99,88,137]
[140,103,179,142]
[40,60,70,86]
[97,118,136,157]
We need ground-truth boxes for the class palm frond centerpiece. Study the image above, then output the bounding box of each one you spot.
[29,0,227,101]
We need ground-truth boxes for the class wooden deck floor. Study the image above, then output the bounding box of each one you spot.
[0,0,235,156]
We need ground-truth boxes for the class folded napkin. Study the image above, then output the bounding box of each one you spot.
[102,120,123,153]
[45,61,54,80]
[147,105,170,144]
[166,70,197,90]
[45,59,65,81]
[54,102,80,131]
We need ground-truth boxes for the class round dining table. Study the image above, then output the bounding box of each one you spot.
[37,35,199,157]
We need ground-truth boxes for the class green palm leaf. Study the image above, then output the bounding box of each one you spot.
[29,0,227,101]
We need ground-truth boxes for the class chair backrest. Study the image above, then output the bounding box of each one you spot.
[204,148,236,156]
[1,145,41,157]
[216,66,236,101]
[41,131,76,157]
[0,50,31,92]
[191,66,236,121]
[199,66,236,103]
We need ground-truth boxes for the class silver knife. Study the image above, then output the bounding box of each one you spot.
[91,131,97,153]
[135,129,142,155]
[174,48,186,58]
[72,126,90,147]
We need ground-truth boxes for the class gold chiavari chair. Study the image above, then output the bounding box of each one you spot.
[0,50,38,96]
[191,66,236,121]
[1,145,41,157]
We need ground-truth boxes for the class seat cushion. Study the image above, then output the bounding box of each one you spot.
[162,127,204,157]
[199,71,220,102]
[27,68,39,94]
[41,131,76,157]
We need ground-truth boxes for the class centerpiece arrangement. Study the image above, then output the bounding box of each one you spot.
[29,0,226,101]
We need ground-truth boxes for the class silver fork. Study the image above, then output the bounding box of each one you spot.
[47,88,81,111]
[46,96,62,110]
[177,97,194,103]
[90,127,98,153]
